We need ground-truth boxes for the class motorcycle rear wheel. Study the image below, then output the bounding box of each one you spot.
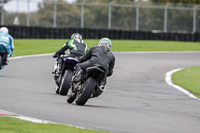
[75,77,96,106]
[59,70,73,95]
[0,56,2,67]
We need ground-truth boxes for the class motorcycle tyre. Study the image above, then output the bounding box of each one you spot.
[0,56,2,67]
[59,70,73,96]
[76,77,96,106]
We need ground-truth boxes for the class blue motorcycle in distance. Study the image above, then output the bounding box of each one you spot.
[53,55,79,95]
[0,44,8,70]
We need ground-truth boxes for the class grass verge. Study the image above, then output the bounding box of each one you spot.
[0,116,110,133]
[172,66,200,98]
[13,39,200,56]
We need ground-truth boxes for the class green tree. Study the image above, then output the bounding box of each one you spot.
[0,0,11,3]
[35,0,80,27]
[150,0,200,4]
[2,0,199,32]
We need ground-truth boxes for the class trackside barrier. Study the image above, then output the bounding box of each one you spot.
[1,25,200,42]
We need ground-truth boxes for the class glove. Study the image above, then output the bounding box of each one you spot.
[108,70,113,77]
[77,56,81,61]
[78,56,83,62]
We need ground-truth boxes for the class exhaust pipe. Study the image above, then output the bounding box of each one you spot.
[100,85,106,92]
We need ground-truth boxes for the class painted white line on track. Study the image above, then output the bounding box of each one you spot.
[16,116,55,124]
[9,53,53,60]
[0,110,53,123]
[8,51,200,61]
[0,109,90,130]
[165,68,200,100]
[15,116,56,124]
[114,51,200,54]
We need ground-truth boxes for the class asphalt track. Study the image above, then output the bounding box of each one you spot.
[0,52,200,133]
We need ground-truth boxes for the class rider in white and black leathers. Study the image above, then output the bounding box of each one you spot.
[0,27,14,69]
[74,38,115,90]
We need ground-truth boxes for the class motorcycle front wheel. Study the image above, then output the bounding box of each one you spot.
[59,70,73,95]
[75,77,96,106]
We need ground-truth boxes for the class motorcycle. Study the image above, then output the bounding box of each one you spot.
[53,55,79,95]
[67,65,107,106]
[0,44,8,70]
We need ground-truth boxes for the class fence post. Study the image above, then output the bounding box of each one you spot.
[1,3,4,25]
[193,5,198,32]
[136,3,141,31]
[53,0,58,28]
[81,0,86,28]
[27,0,30,26]
[164,4,168,32]
[108,1,113,29]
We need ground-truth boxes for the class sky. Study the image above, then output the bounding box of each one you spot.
[3,0,147,13]
[4,0,76,13]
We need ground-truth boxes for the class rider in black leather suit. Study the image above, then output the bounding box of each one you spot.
[74,38,115,90]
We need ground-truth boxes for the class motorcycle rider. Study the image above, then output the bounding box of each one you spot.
[53,33,88,79]
[73,38,115,96]
[0,27,14,69]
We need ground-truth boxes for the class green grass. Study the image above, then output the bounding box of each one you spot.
[0,117,110,133]
[172,66,200,98]
[13,39,200,56]
[112,40,200,51]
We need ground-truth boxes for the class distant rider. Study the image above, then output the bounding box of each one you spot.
[73,38,115,96]
[53,33,88,77]
[0,27,14,69]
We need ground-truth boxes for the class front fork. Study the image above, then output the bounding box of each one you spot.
[53,61,63,86]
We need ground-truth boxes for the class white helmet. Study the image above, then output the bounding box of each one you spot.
[98,38,112,49]
[0,27,8,34]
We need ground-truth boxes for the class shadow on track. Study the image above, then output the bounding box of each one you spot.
[0,74,17,79]
[63,102,121,109]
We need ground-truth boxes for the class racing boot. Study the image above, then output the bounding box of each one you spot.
[2,57,8,65]
[72,66,83,83]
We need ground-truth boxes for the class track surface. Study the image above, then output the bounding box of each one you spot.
[0,52,200,133]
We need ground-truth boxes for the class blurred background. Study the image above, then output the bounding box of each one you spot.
[0,0,200,40]
[1,0,200,32]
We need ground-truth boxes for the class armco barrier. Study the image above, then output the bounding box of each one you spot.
[1,25,199,42]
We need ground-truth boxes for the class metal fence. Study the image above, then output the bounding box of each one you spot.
[0,0,200,33]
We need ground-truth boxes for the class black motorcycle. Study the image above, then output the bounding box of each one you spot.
[0,44,8,70]
[67,65,107,106]
[53,55,79,95]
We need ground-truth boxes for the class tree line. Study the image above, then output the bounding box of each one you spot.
[1,0,200,32]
